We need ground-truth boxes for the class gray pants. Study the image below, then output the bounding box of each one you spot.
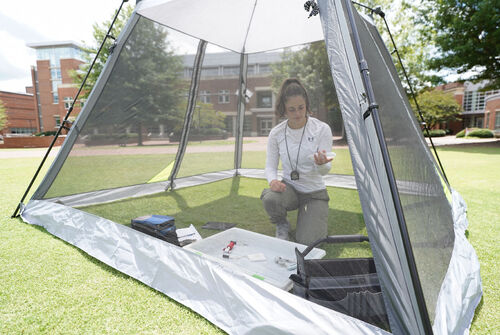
[261,184,330,245]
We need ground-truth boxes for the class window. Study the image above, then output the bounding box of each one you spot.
[473,116,483,128]
[463,89,500,113]
[64,97,73,110]
[218,90,230,104]
[495,113,500,129]
[54,115,61,128]
[50,68,62,80]
[10,128,37,134]
[199,90,210,103]
[225,116,234,134]
[259,118,273,136]
[258,64,271,74]
[257,91,272,108]
[201,67,219,77]
[485,113,490,128]
[52,79,61,104]
[223,66,239,76]
[243,117,252,132]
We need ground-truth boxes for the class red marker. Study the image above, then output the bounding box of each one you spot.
[222,241,236,258]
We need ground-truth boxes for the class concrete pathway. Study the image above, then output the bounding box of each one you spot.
[0,135,497,159]
[425,135,499,146]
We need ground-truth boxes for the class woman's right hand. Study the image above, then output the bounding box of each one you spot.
[270,179,286,192]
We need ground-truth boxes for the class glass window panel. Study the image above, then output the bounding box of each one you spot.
[257,91,272,108]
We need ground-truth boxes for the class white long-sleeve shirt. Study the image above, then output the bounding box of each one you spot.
[265,117,333,193]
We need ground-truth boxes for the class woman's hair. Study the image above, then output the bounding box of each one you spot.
[275,78,310,117]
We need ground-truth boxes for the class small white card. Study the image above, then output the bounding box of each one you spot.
[247,253,266,262]
[176,224,202,243]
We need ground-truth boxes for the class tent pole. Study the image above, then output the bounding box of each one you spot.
[234,52,248,174]
[352,1,449,185]
[167,40,207,190]
[11,0,130,218]
[343,0,434,333]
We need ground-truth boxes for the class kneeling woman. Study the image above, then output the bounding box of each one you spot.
[261,78,334,245]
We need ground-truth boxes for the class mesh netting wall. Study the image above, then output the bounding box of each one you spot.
[354,11,455,321]
[238,42,349,174]
[176,50,237,178]
[43,18,222,199]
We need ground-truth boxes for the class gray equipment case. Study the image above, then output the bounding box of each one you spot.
[290,235,389,330]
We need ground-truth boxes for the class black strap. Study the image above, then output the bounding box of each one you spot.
[284,118,308,175]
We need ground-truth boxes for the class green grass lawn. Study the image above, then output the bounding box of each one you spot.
[81,177,370,259]
[43,148,354,198]
[1,143,498,333]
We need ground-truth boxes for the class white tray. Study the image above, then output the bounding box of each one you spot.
[186,228,325,290]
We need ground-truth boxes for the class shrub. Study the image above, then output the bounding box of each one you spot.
[34,131,57,137]
[423,129,446,137]
[456,128,494,138]
[467,129,494,138]
[456,128,476,138]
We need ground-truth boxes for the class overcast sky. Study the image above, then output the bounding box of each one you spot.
[0,0,128,93]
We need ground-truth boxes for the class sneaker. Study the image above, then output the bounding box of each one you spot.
[276,221,290,240]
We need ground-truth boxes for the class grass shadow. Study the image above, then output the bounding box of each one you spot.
[471,295,484,325]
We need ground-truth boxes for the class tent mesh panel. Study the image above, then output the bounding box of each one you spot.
[354,11,455,321]
[44,18,203,199]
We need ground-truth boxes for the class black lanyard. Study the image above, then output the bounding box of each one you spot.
[284,118,308,180]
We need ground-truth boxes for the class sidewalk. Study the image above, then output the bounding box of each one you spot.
[0,135,497,159]
[425,135,499,146]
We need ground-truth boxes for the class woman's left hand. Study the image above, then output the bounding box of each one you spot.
[314,150,333,165]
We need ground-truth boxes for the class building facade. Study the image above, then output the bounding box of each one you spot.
[0,91,37,136]
[183,52,282,137]
[27,41,85,133]
[436,81,500,134]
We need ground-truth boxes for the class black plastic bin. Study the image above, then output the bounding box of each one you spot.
[290,235,389,330]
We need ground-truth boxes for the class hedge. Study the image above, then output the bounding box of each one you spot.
[423,129,446,137]
[456,128,494,138]
[35,131,57,137]
[467,129,494,138]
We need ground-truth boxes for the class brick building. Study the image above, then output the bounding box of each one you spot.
[183,52,281,137]
[0,91,37,136]
[183,51,331,137]
[27,41,85,133]
[435,81,500,134]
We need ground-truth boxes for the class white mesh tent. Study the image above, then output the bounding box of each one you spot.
[16,0,482,334]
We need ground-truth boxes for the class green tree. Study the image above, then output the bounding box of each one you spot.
[196,103,226,130]
[359,0,443,90]
[419,0,500,88]
[410,89,462,128]
[175,102,226,135]
[0,99,7,132]
[73,5,186,145]
[71,5,134,100]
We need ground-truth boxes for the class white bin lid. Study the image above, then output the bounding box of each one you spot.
[186,228,326,290]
